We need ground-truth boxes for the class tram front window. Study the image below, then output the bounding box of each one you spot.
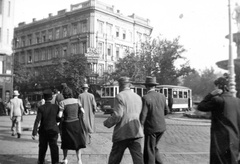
[179,91,183,98]
[137,88,142,96]
[173,91,178,98]
[102,87,115,97]
[110,87,114,96]
[184,91,188,98]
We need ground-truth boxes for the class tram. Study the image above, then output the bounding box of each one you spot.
[100,83,192,114]
[156,85,192,111]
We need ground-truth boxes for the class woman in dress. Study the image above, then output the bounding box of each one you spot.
[58,86,86,164]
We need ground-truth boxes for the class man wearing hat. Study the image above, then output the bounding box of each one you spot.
[10,90,24,138]
[103,77,144,164]
[32,89,61,164]
[78,83,97,144]
[198,76,240,164]
[140,76,169,164]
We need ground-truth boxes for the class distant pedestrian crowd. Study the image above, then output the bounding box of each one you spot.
[6,74,240,164]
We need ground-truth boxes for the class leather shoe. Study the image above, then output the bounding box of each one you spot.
[17,133,21,138]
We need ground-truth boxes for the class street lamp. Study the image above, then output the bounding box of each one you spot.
[228,0,237,97]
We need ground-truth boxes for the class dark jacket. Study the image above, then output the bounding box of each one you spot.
[32,102,60,135]
[198,92,240,164]
[140,90,168,134]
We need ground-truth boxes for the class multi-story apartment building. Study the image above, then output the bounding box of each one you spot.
[0,0,14,102]
[13,0,152,84]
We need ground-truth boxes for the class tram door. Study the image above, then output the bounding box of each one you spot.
[163,88,168,98]
[188,89,192,109]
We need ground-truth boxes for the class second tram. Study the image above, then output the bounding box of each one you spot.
[100,83,192,114]
[156,85,192,111]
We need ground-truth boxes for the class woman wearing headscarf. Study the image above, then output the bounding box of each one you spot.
[198,76,240,164]
[58,86,86,164]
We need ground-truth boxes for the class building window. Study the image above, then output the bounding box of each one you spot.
[107,44,112,56]
[44,49,48,60]
[116,27,119,37]
[34,50,39,62]
[98,64,104,76]
[47,48,52,59]
[116,47,119,60]
[81,21,87,33]
[27,52,32,63]
[55,47,60,58]
[137,32,142,42]
[83,42,87,53]
[55,28,60,39]
[35,33,40,44]
[0,0,2,14]
[72,43,77,54]
[63,46,67,57]
[28,35,32,45]
[97,20,103,34]
[21,36,25,47]
[63,26,67,37]
[108,65,113,73]
[107,23,112,36]
[38,50,42,61]
[123,30,126,40]
[98,42,103,58]
[40,50,44,61]
[48,29,53,41]
[42,31,46,42]
[72,24,77,35]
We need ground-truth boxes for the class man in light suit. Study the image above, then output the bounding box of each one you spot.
[10,90,24,138]
[103,77,144,164]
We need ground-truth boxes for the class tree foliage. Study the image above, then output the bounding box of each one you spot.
[13,54,88,96]
[111,53,144,81]
[13,61,36,91]
[111,36,194,84]
[182,67,220,101]
[60,54,89,96]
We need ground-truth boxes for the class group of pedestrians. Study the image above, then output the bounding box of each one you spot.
[31,83,96,164]
[104,76,169,164]
[9,74,240,164]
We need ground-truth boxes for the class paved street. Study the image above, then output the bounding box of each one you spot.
[0,113,211,164]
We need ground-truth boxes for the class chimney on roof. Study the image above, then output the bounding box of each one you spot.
[58,9,66,15]
[32,18,36,22]
[18,22,25,26]
[49,13,52,17]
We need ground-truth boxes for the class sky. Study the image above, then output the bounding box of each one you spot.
[13,0,240,73]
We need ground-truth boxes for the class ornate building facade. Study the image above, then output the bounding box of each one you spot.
[0,0,14,101]
[13,0,152,84]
